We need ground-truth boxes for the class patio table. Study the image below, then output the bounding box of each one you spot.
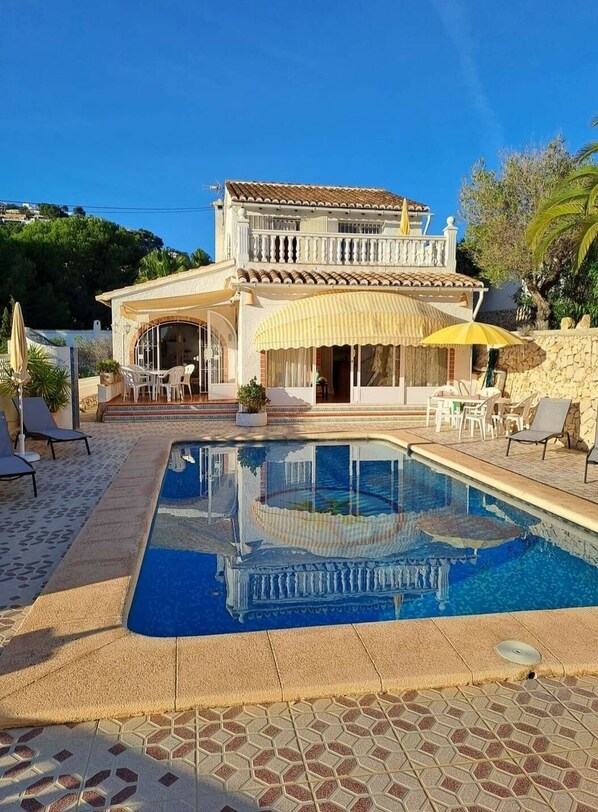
[143,369,171,401]
[434,395,511,432]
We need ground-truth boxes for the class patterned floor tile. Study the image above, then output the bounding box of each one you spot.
[379,687,507,768]
[298,724,408,780]
[290,696,391,738]
[418,758,552,811]
[518,748,598,811]
[81,737,196,808]
[97,711,196,759]
[462,680,598,756]
[311,772,434,811]
[542,674,598,734]
[196,710,307,790]
[195,781,317,811]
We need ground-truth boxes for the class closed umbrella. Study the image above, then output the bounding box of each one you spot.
[399,197,410,236]
[10,303,39,462]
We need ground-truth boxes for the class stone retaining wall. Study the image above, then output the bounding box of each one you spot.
[477,329,598,449]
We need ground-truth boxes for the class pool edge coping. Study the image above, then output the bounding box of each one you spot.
[1,427,598,727]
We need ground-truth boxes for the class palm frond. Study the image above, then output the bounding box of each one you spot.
[531,219,577,265]
[527,201,585,247]
[575,215,598,270]
[576,141,598,164]
[588,183,598,211]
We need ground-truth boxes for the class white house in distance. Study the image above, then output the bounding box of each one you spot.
[97,181,486,407]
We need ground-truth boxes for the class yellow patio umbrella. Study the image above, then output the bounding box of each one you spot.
[399,197,410,236]
[10,303,39,461]
[422,321,523,393]
[421,321,524,349]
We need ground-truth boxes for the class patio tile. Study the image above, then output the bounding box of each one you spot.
[290,694,388,731]
[462,679,598,755]
[379,687,507,768]
[97,710,197,759]
[81,737,197,807]
[518,749,598,811]
[195,781,317,812]
[311,772,434,811]
[196,711,307,789]
[298,724,408,780]
[418,758,552,811]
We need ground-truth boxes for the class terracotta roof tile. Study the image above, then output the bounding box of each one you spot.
[236,267,483,288]
[226,181,429,212]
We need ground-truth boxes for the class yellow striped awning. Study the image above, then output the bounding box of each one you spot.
[253,291,461,351]
[120,290,231,320]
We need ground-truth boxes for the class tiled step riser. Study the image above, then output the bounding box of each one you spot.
[104,413,424,424]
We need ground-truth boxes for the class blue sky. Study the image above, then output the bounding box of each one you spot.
[2,0,597,256]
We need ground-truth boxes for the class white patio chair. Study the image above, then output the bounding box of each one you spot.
[494,393,536,436]
[426,385,459,427]
[182,364,195,400]
[458,392,501,441]
[160,366,185,402]
[478,386,501,398]
[121,367,149,403]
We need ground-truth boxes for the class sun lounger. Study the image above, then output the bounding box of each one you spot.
[585,406,598,483]
[0,412,37,496]
[506,397,571,460]
[13,396,90,459]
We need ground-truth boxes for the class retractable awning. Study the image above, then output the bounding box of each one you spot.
[253,290,461,351]
[120,290,231,320]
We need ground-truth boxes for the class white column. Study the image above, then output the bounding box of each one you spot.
[443,216,458,273]
[236,206,250,265]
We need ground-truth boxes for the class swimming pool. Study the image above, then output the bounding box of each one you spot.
[128,440,598,637]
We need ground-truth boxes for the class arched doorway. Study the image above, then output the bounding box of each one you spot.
[135,320,209,393]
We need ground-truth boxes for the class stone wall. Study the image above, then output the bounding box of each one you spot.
[477,329,598,449]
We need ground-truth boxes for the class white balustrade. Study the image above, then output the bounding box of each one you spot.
[248,229,449,268]
[244,560,451,603]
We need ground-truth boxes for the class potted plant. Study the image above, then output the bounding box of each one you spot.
[0,345,71,415]
[97,358,121,385]
[236,377,270,427]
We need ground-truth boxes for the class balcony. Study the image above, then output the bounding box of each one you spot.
[236,217,458,270]
[249,230,448,267]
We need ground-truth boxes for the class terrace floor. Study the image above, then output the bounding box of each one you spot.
[1,415,598,810]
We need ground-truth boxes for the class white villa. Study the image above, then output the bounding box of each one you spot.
[97,181,486,407]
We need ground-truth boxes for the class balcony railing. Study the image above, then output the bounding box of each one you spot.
[248,230,447,267]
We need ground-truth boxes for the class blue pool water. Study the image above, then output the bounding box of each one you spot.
[128,441,598,637]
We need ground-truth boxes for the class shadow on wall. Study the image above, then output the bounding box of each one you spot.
[566,401,582,450]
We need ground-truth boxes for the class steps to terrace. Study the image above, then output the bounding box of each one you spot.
[100,400,425,423]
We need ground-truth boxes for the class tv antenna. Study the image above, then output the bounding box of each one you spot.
[202,181,224,198]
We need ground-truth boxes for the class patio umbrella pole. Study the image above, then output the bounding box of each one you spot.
[15,383,40,462]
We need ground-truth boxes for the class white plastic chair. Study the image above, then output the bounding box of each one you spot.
[121,367,149,403]
[458,393,500,441]
[426,385,459,427]
[478,386,501,398]
[495,393,536,436]
[182,364,195,400]
[160,366,185,402]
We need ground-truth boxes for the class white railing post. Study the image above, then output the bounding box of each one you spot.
[443,215,458,272]
[236,206,250,265]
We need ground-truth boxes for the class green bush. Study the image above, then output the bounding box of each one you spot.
[97,358,120,374]
[237,377,269,414]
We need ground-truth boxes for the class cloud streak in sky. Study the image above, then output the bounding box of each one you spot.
[433,0,504,148]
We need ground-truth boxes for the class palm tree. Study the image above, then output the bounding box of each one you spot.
[527,116,598,271]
